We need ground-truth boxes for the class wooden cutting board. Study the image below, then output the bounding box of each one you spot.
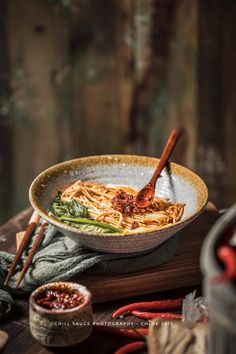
[16,203,219,303]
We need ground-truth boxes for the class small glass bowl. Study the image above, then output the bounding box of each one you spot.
[29,282,93,347]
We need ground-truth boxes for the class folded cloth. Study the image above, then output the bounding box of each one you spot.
[0,224,178,319]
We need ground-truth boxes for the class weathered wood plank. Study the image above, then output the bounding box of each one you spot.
[8,0,69,213]
[221,0,236,208]
[0,207,32,252]
[1,0,235,223]
[163,0,198,168]
[0,0,14,225]
[71,0,131,156]
[197,0,226,207]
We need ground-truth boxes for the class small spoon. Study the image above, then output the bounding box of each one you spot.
[136,129,181,208]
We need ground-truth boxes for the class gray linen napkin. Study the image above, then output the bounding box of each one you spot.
[0,224,178,319]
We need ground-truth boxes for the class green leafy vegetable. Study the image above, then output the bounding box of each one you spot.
[52,192,88,218]
[59,216,123,233]
[61,221,114,234]
[51,192,123,234]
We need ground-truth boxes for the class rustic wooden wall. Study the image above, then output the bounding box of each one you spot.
[0,0,235,223]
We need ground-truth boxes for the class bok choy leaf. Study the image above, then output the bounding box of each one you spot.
[51,192,123,233]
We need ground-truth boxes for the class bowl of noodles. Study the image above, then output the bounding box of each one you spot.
[29,154,208,253]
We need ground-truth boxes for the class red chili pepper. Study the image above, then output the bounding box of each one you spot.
[212,245,236,283]
[114,341,146,354]
[97,326,148,339]
[131,310,182,320]
[112,298,182,318]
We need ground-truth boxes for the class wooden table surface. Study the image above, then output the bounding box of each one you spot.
[0,205,219,354]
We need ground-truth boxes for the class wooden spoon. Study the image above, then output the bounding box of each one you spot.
[136,129,181,208]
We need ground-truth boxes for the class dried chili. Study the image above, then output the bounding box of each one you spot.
[36,288,84,311]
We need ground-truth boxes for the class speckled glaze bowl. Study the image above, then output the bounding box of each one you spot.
[29,282,93,347]
[29,154,208,253]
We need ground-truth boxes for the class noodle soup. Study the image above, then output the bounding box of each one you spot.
[51,180,185,234]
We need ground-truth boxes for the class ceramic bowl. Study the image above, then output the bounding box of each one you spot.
[29,154,208,253]
[29,282,93,347]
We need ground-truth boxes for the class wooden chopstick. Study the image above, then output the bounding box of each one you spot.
[15,220,47,288]
[4,211,40,286]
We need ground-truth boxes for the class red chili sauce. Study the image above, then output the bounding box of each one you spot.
[111,190,148,230]
[111,190,145,216]
[35,288,84,311]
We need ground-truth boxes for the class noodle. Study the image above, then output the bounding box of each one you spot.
[60,180,185,233]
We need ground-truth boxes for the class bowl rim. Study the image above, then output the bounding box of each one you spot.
[29,154,208,237]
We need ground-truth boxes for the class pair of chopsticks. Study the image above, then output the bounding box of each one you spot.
[4,211,47,288]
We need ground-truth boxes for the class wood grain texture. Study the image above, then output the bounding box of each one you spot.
[1,0,235,225]
[70,0,131,156]
[220,0,236,208]
[0,0,14,226]
[0,207,32,253]
[8,0,65,213]
[163,0,198,168]
[197,0,226,207]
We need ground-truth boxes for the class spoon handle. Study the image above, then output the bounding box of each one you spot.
[149,129,181,186]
